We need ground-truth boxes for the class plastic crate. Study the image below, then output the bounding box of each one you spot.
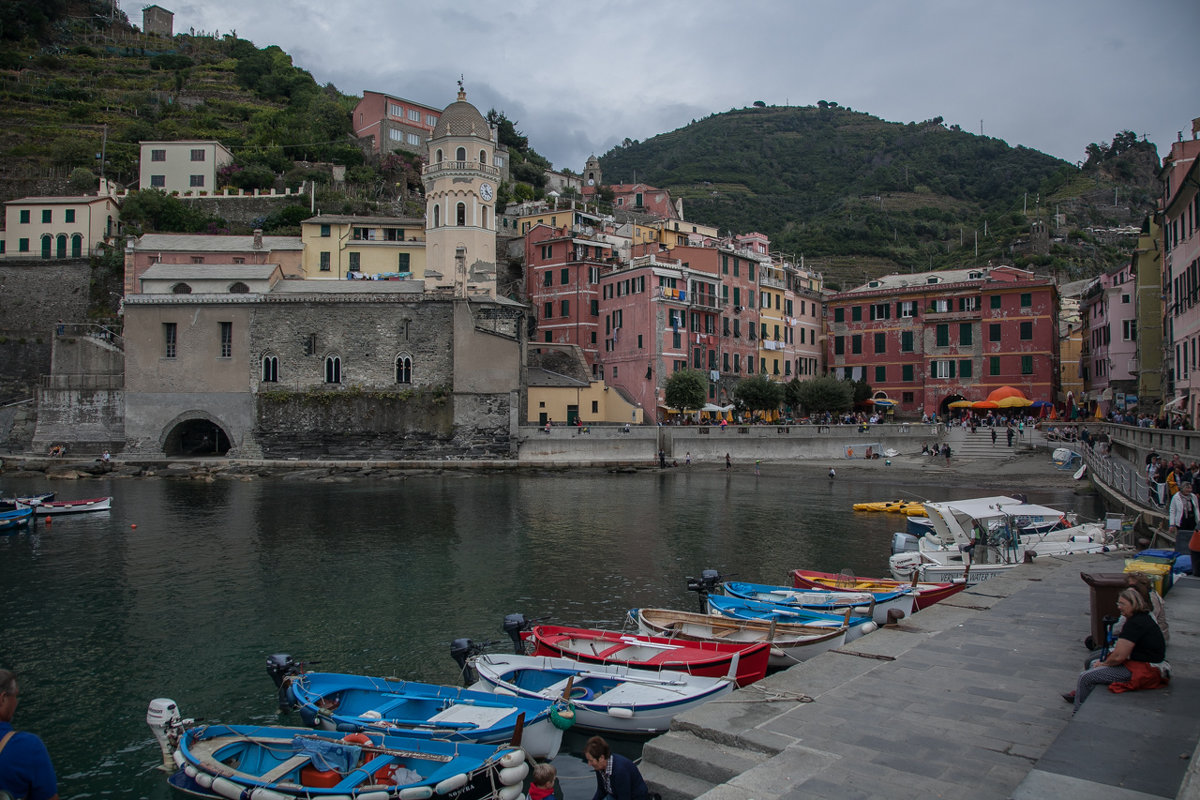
[1124,560,1173,596]
[1134,549,1179,565]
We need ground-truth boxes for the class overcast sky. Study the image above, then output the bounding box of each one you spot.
[161,0,1197,172]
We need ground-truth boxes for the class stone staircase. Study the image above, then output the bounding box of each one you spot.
[640,727,776,800]
[944,425,1030,460]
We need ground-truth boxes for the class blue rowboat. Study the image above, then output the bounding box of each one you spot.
[706,595,879,641]
[147,699,530,800]
[284,672,562,760]
[722,579,914,625]
[0,506,33,532]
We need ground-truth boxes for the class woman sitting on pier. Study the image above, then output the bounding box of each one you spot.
[1063,587,1167,712]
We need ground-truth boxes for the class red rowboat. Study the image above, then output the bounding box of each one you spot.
[526,624,770,687]
[790,568,966,611]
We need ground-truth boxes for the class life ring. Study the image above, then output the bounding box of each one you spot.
[569,686,595,701]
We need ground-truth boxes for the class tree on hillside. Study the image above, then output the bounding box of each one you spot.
[733,375,783,412]
[789,376,853,415]
[664,370,707,414]
[120,190,224,234]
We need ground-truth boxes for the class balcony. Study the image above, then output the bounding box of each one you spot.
[421,160,500,179]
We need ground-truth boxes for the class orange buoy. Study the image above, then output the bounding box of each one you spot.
[131,524,137,529]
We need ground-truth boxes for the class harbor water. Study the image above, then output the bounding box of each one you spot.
[0,468,1102,798]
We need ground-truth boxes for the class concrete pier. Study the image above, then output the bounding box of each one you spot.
[642,552,1200,800]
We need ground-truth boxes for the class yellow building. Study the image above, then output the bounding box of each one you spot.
[526,344,643,424]
[757,258,795,380]
[299,214,426,280]
[3,193,120,259]
[653,217,720,248]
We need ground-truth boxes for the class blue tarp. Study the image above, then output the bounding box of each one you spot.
[292,738,361,773]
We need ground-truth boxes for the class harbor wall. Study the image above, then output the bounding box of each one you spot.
[516,423,943,464]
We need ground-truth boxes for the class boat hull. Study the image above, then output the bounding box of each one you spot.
[21,496,112,515]
[0,507,33,532]
[706,595,878,642]
[629,607,847,668]
[527,624,769,687]
[789,568,966,611]
[470,653,734,735]
[173,723,526,800]
[723,580,914,625]
[285,672,562,760]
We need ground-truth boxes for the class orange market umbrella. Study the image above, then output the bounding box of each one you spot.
[972,400,1000,409]
[986,386,1029,403]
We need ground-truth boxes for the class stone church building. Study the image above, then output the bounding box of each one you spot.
[38,89,527,459]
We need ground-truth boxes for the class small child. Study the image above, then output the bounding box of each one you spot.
[529,762,558,800]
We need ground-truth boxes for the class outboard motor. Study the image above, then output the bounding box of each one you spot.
[146,698,192,772]
[451,638,480,686]
[685,569,724,613]
[266,653,303,712]
[502,613,549,654]
[503,614,529,654]
[451,638,500,686]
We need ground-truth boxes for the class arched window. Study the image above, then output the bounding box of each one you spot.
[478,149,487,165]
[395,355,412,384]
[70,234,82,258]
[324,355,341,384]
[228,282,250,294]
[433,204,440,227]
[40,234,51,259]
[456,203,466,226]
[435,148,443,163]
[55,234,67,258]
[261,354,279,382]
[171,282,192,294]
[456,146,466,162]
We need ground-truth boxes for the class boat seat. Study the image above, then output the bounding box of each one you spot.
[257,754,311,784]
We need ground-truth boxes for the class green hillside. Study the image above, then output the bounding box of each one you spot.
[599,105,1160,287]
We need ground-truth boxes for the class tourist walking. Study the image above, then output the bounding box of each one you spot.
[1168,482,1200,568]
[991,428,997,447]
[1006,427,1015,447]
[725,453,731,470]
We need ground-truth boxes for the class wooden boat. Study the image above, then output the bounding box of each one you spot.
[0,506,33,532]
[722,580,914,625]
[525,623,769,687]
[628,607,848,668]
[20,496,111,515]
[283,671,563,760]
[0,492,54,511]
[148,699,529,800]
[790,568,966,611]
[706,595,878,641]
[469,653,734,734]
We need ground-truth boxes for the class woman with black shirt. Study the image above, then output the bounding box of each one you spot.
[1063,587,1166,712]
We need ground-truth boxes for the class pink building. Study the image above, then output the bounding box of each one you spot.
[353,91,443,155]
[600,253,721,421]
[1081,266,1138,414]
[608,184,679,220]
[1162,128,1200,425]
[124,232,303,295]
[524,223,618,373]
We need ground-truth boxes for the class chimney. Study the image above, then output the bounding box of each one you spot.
[253,229,263,249]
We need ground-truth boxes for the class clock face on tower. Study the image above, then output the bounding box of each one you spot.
[480,183,493,202]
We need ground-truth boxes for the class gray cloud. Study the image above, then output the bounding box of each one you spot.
[163,0,1197,171]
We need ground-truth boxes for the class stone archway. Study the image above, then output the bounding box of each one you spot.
[161,413,232,457]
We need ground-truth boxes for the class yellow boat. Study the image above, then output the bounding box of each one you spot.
[853,500,925,515]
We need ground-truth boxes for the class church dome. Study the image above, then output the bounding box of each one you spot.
[432,93,490,139]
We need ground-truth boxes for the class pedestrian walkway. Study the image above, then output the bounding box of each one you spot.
[640,552,1200,800]
[945,424,1036,460]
